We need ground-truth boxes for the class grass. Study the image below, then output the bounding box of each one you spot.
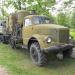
[0,29,75,75]
[0,43,75,75]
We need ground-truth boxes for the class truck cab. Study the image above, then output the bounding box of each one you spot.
[22,15,71,49]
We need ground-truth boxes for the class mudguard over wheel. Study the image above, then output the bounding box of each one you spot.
[30,42,48,66]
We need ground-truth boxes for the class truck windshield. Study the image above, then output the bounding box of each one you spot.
[32,16,53,25]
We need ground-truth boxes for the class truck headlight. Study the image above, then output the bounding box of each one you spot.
[46,37,52,43]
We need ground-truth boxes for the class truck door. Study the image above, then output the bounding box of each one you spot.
[22,18,33,45]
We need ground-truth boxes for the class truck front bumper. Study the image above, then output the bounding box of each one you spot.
[43,44,75,53]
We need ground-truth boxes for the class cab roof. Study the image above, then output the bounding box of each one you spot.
[25,15,47,19]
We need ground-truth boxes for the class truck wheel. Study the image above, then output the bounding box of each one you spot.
[30,42,47,66]
[10,38,16,49]
[63,49,73,58]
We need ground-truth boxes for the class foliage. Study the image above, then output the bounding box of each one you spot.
[70,29,75,39]
[56,12,67,26]
[26,0,55,23]
[8,0,27,10]
[56,8,75,28]
[54,0,75,28]
[0,0,55,22]
[0,0,8,19]
[27,0,55,15]
[56,11,75,28]
[69,10,75,28]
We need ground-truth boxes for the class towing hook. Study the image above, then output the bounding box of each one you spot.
[56,52,63,60]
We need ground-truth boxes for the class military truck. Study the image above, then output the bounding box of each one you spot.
[3,10,74,66]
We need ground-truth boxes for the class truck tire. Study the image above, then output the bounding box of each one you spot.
[63,49,73,58]
[30,42,48,66]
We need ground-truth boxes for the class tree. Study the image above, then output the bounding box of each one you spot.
[0,0,55,20]
[56,12,66,26]
[6,0,26,10]
[69,10,75,28]
[0,0,8,19]
[27,0,55,15]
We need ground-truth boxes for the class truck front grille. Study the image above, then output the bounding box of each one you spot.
[59,29,69,43]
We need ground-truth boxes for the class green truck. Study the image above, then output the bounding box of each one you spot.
[2,10,74,66]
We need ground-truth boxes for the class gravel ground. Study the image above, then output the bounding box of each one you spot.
[0,65,9,75]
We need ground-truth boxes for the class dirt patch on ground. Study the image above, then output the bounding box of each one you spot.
[0,65,10,75]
